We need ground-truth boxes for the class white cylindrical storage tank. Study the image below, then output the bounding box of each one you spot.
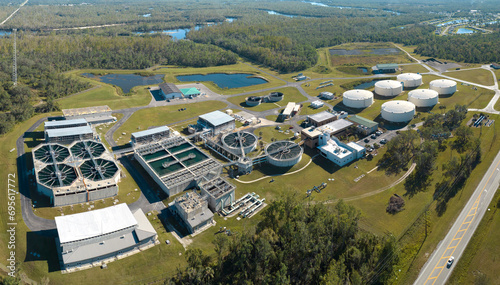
[381,100,416,123]
[245,96,262,107]
[343,90,374,108]
[407,89,439,107]
[429,79,457,95]
[374,80,403,96]
[397,73,422,88]
[265,141,303,167]
[222,131,258,155]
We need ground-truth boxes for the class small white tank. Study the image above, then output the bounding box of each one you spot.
[381,100,416,122]
[429,79,457,95]
[397,73,423,88]
[375,80,403,96]
[343,90,374,108]
[407,89,439,107]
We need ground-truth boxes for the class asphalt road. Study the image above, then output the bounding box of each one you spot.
[414,149,500,285]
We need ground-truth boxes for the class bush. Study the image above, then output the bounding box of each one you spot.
[386,195,405,214]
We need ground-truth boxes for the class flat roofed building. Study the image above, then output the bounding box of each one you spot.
[131,126,170,146]
[308,111,336,127]
[171,191,214,234]
[199,176,235,212]
[301,127,323,148]
[318,119,353,136]
[198,111,235,135]
[374,63,399,73]
[281,102,296,119]
[62,105,115,125]
[159,83,183,99]
[318,134,365,167]
[45,118,88,130]
[491,63,500,69]
[347,115,379,135]
[55,203,158,272]
[45,126,94,144]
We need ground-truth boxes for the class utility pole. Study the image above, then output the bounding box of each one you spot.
[12,28,17,87]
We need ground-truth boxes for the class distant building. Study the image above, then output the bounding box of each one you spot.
[311,100,324,109]
[296,75,307,81]
[347,115,379,135]
[55,203,158,272]
[197,111,235,135]
[171,191,214,234]
[373,63,399,73]
[319,91,334,100]
[62,106,115,125]
[159,83,183,99]
[131,126,170,146]
[491,63,500,69]
[308,111,336,127]
[317,134,365,166]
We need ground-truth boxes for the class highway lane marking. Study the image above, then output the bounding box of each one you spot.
[424,157,500,284]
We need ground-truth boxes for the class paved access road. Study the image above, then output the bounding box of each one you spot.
[414,149,500,285]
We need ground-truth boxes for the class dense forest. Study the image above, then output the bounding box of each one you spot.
[168,197,398,284]
[0,34,237,134]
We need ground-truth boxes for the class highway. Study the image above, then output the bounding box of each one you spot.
[414,149,500,285]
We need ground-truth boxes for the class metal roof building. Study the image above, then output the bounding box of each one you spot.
[373,63,399,73]
[55,203,158,272]
[131,126,170,146]
[45,126,94,144]
[180,87,201,97]
[347,115,379,135]
[62,105,115,125]
[159,83,183,99]
[45,118,88,130]
[198,111,235,135]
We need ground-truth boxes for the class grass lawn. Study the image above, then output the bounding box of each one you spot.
[265,115,279,122]
[253,125,295,144]
[496,96,500,111]
[113,101,227,145]
[299,103,330,115]
[443,68,495,86]
[448,189,500,285]
[400,64,429,74]
[226,87,308,112]
[58,84,152,111]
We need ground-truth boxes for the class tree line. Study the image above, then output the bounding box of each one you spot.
[168,196,398,285]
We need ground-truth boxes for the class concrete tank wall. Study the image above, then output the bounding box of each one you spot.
[374,80,403,96]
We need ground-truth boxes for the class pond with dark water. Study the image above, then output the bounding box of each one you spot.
[176,73,267,89]
[354,80,381,89]
[81,73,164,93]
[329,48,400,56]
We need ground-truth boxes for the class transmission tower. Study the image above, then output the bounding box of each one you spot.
[12,28,17,87]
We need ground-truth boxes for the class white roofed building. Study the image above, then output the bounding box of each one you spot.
[197,111,235,135]
[55,203,158,272]
[317,133,365,166]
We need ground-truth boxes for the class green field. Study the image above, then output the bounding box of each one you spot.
[299,102,330,115]
[444,68,495,86]
[400,64,429,74]
[253,125,295,144]
[113,101,227,145]
[226,87,308,112]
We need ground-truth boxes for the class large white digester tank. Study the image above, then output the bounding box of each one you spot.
[381,100,416,122]
[343,90,374,108]
[374,80,403,96]
[407,89,439,107]
[397,73,423,88]
[429,79,457,95]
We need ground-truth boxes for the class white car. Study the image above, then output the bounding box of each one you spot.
[446,256,455,268]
